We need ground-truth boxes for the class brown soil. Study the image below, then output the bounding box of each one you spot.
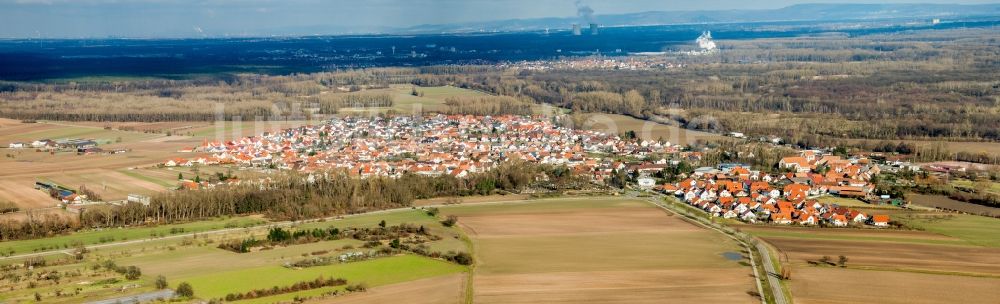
[908,193,1000,217]
[765,237,1000,275]
[475,269,755,304]
[449,199,757,303]
[790,267,1000,304]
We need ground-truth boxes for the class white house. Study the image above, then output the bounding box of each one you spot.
[637,177,656,189]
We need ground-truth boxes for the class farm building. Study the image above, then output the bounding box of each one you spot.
[56,139,98,149]
[31,139,55,148]
[127,194,152,206]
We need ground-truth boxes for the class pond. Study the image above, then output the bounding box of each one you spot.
[722,251,743,261]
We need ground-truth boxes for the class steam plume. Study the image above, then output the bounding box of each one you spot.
[575,1,595,23]
[696,31,716,51]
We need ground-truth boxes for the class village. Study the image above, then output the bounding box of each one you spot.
[656,150,894,228]
[154,114,898,228]
[163,114,681,183]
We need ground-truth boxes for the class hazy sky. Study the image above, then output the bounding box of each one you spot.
[1,0,997,38]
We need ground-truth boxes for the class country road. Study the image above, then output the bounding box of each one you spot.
[757,242,790,304]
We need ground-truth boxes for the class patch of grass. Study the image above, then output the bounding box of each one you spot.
[7,124,157,144]
[441,197,647,216]
[182,255,466,300]
[951,179,1000,195]
[236,286,346,304]
[816,195,894,208]
[118,168,176,188]
[335,85,487,114]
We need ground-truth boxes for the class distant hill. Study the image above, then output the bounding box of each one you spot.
[397,3,1000,34]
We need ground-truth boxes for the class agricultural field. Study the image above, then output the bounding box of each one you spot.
[843,138,1000,156]
[0,118,306,211]
[180,255,465,300]
[814,195,893,209]
[335,85,485,115]
[577,113,723,145]
[0,207,473,303]
[441,197,756,303]
[313,274,464,304]
[410,194,531,207]
[907,193,1000,217]
[789,267,1000,304]
[0,215,266,256]
[186,120,313,139]
[742,207,1000,304]
[951,179,1000,195]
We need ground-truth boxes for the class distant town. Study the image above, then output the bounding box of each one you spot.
[146,114,905,228]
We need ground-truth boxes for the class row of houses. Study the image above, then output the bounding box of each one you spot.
[165,115,683,182]
[8,138,99,150]
[655,151,891,227]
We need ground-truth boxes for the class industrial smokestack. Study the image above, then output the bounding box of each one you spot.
[589,23,598,35]
[572,24,582,36]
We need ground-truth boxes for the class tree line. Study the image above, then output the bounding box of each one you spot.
[0,161,577,241]
[442,95,534,116]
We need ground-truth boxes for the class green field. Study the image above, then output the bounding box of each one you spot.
[120,166,235,189]
[1,206,473,303]
[894,213,1000,248]
[816,195,900,209]
[745,228,969,247]
[293,209,468,254]
[438,196,644,215]
[0,216,266,256]
[335,85,485,114]
[187,120,311,138]
[182,254,466,300]
[951,179,1000,195]
[118,168,179,188]
[5,124,159,145]
[116,209,467,278]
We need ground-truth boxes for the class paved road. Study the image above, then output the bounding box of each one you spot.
[86,289,174,304]
[756,242,790,304]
